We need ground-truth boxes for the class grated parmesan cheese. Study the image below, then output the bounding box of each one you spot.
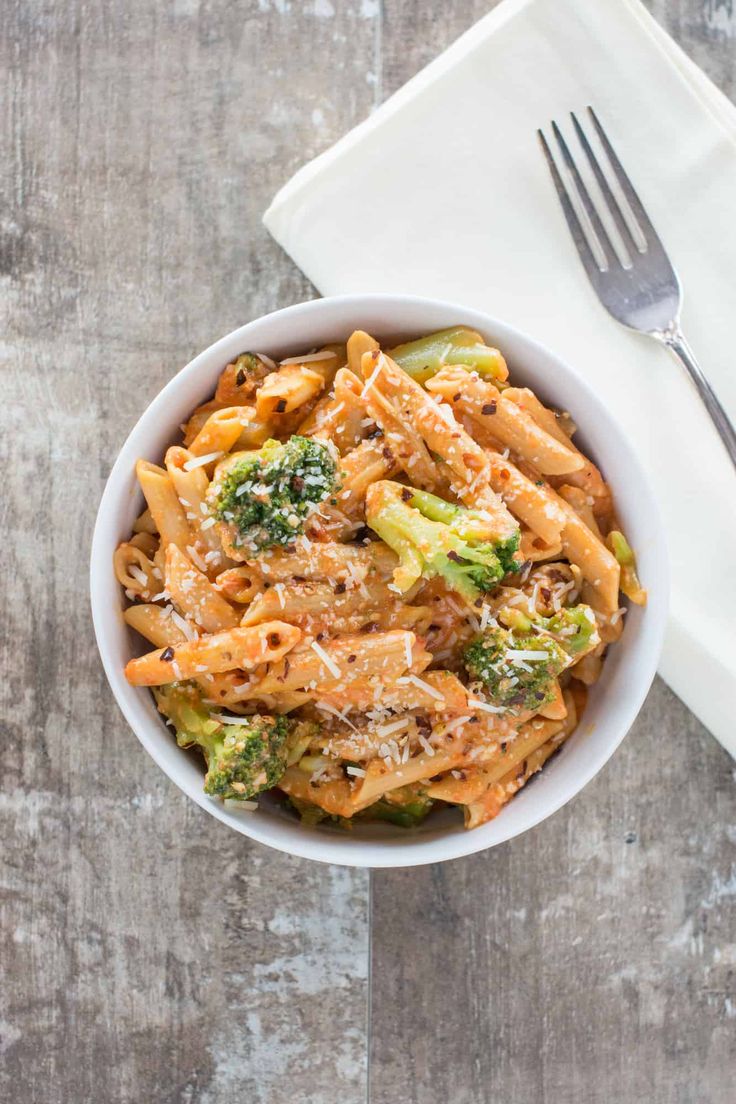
[310,640,341,680]
[183,451,223,471]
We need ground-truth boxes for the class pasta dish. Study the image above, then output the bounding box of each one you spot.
[115,326,645,831]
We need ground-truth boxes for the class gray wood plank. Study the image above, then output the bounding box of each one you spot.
[0,2,373,1101]
[370,3,736,1103]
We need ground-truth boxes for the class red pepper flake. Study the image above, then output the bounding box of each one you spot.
[500,469,510,481]
[382,446,394,461]
[235,368,246,386]
[160,646,175,662]
[347,654,357,663]
[334,582,347,594]
[482,401,497,415]
[452,392,461,401]
[400,488,412,502]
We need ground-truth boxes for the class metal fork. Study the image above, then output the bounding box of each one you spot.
[538,107,736,469]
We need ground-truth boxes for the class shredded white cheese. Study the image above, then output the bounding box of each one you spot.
[402,673,445,701]
[279,350,337,365]
[183,451,223,471]
[310,640,342,680]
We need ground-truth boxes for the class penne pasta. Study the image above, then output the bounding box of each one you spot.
[164,446,225,565]
[255,363,325,419]
[124,621,302,685]
[189,407,254,458]
[124,604,186,649]
[248,630,431,696]
[165,544,240,633]
[114,542,160,598]
[503,387,611,513]
[136,460,191,553]
[486,451,567,545]
[427,367,585,476]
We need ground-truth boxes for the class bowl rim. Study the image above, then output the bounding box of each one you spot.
[90,292,669,868]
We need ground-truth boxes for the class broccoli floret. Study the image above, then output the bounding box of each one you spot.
[463,626,569,710]
[153,683,288,800]
[494,529,522,576]
[211,435,338,552]
[501,603,600,657]
[365,480,521,602]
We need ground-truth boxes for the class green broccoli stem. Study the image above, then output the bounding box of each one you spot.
[388,328,507,384]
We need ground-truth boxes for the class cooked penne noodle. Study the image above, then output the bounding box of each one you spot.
[124,621,301,685]
[245,541,398,584]
[347,329,380,376]
[316,670,470,715]
[359,353,441,489]
[124,604,187,649]
[277,767,357,818]
[114,542,160,598]
[427,367,585,476]
[437,717,566,801]
[356,745,467,804]
[239,577,401,627]
[486,451,566,545]
[116,325,641,831]
[326,438,400,525]
[164,446,224,563]
[255,363,325,419]
[463,734,565,829]
[503,386,611,513]
[558,499,620,612]
[132,507,157,535]
[136,460,191,553]
[249,630,431,696]
[214,566,265,603]
[165,544,240,633]
[556,484,603,538]
[300,367,367,452]
[537,680,567,719]
[519,528,564,563]
[182,400,232,447]
[189,406,254,458]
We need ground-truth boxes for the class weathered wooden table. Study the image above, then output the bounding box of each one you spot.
[3,2,734,1101]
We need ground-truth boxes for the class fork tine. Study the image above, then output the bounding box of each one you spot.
[550,121,618,270]
[570,111,643,257]
[537,129,604,279]
[586,106,663,251]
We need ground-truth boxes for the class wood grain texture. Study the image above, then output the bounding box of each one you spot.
[1,2,371,1102]
[1,2,735,1103]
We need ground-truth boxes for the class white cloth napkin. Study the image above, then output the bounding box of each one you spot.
[264,0,736,757]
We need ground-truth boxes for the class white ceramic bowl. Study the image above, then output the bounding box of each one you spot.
[90,294,668,867]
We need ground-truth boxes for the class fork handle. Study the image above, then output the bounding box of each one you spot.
[658,328,736,471]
